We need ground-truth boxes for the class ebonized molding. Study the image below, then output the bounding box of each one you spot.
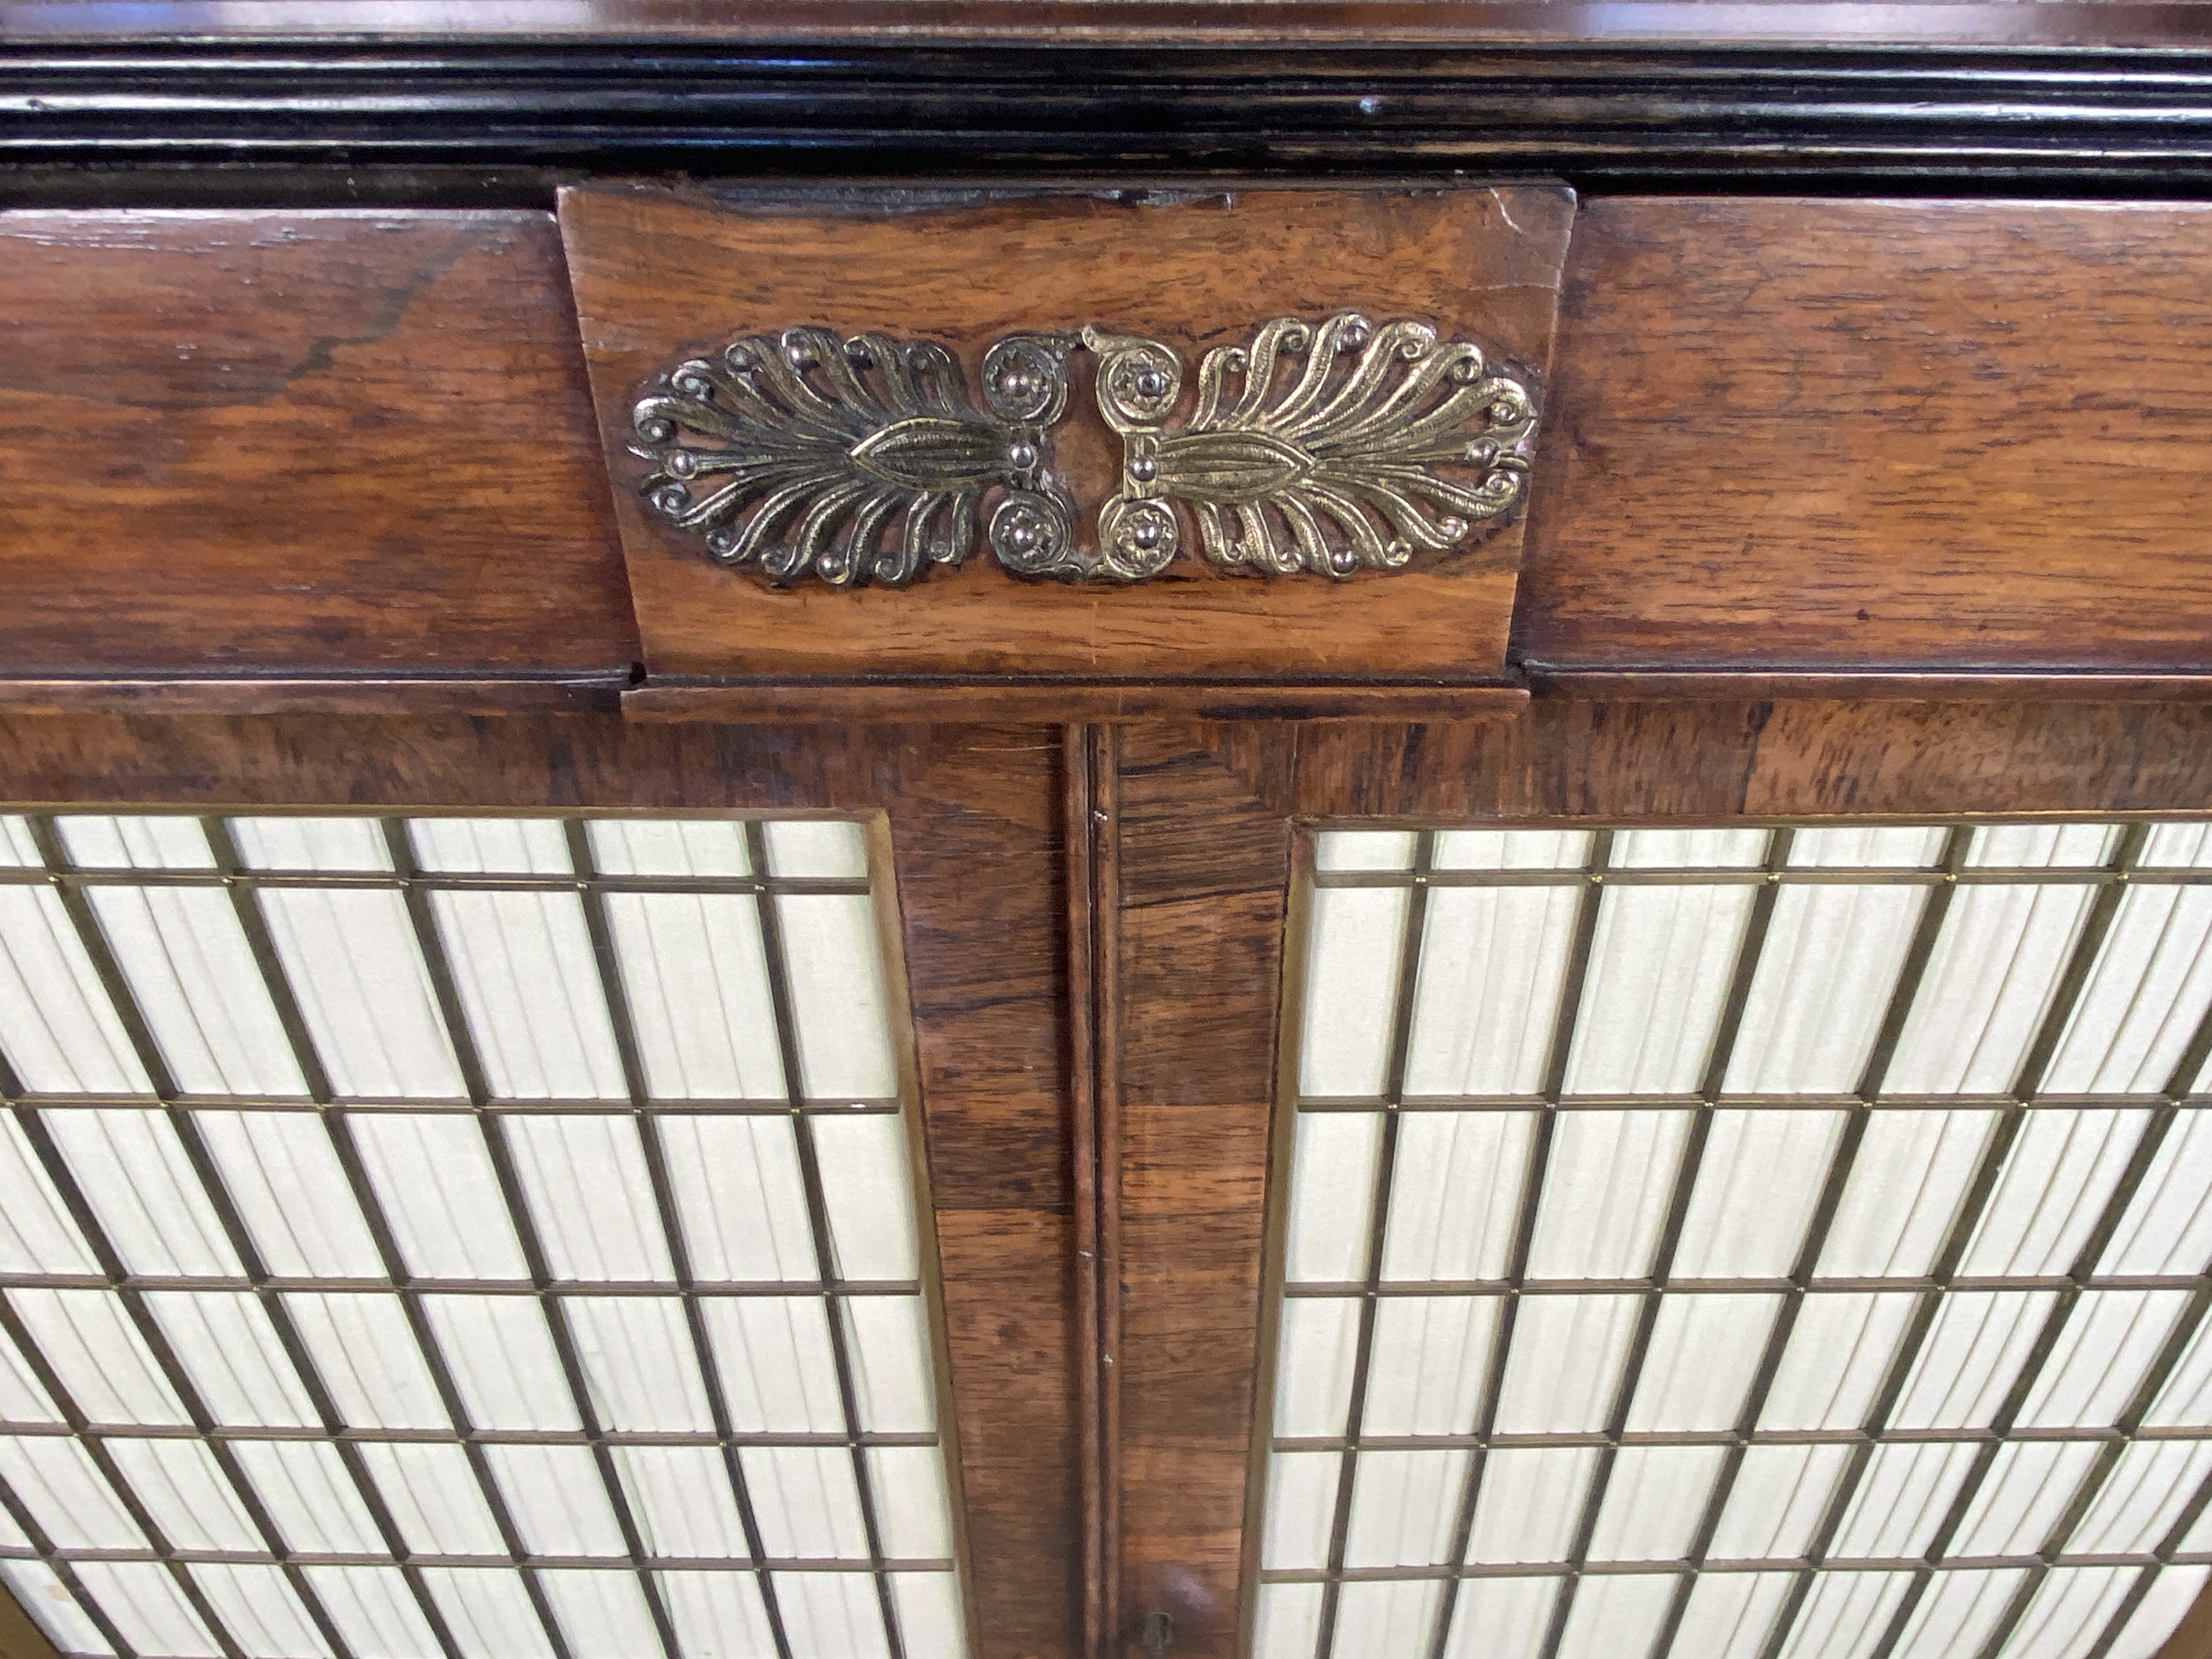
[9,38,2212,202]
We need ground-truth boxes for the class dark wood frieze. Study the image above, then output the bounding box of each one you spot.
[8,194,2212,706]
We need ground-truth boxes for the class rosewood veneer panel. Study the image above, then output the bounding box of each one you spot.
[0,212,636,680]
[1517,199,2212,676]
[1109,723,1296,1655]
[1293,701,2212,821]
[559,184,1572,683]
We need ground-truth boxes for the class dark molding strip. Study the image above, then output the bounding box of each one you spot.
[10,2,2212,45]
[0,677,628,715]
[9,37,2212,196]
[1521,670,2212,702]
[622,679,1530,723]
[16,672,2212,721]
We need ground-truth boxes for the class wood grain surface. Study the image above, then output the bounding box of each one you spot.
[0,1565,62,1659]
[0,212,637,679]
[2159,1579,2212,1659]
[1066,727,1110,1659]
[1517,199,2212,675]
[1301,698,2212,821]
[0,712,1076,1659]
[1110,723,1296,1655]
[15,194,2212,697]
[558,184,1572,682]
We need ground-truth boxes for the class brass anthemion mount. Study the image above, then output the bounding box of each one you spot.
[630,313,1537,589]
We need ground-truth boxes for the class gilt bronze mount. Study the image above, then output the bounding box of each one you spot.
[630,313,1537,588]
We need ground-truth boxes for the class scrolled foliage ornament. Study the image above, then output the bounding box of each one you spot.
[631,326,1079,588]
[630,313,1536,588]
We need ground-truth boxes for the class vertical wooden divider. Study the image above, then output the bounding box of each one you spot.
[1093,727,1127,1659]
[1069,724,1109,1659]
[1104,723,1301,1659]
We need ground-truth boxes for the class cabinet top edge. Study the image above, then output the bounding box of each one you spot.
[13,3,2212,52]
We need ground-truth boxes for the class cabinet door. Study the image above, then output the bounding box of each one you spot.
[0,714,1080,1659]
[1096,706,2212,1659]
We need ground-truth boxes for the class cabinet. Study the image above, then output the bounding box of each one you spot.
[5,10,2212,1659]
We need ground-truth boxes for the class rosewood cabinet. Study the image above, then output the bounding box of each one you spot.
[6,10,2212,1659]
